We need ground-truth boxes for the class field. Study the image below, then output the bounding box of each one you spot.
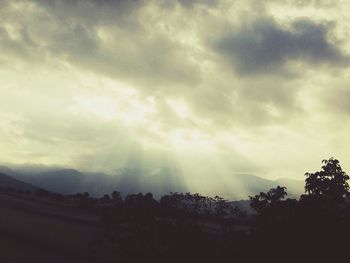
[0,192,112,263]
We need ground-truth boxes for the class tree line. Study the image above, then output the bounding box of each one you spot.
[90,157,350,263]
[2,157,349,263]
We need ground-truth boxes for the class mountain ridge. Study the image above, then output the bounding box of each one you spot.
[0,166,304,199]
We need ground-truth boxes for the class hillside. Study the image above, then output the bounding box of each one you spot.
[0,191,109,263]
[0,173,38,192]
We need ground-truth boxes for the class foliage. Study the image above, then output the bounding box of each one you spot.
[111,190,122,204]
[160,192,240,219]
[304,157,349,203]
[249,186,287,214]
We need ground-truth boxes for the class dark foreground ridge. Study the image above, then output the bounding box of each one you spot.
[0,158,349,263]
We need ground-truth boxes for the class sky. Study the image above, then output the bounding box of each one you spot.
[1,0,350,193]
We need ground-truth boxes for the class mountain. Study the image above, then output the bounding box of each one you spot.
[4,166,187,198]
[216,173,304,200]
[14,169,87,195]
[238,173,278,195]
[33,169,85,194]
[0,173,38,192]
[1,165,304,199]
[240,174,304,198]
[114,168,187,197]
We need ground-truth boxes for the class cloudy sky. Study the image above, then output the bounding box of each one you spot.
[1,0,350,193]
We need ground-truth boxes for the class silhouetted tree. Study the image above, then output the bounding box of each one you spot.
[303,157,349,203]
[249,186,287,214]
[214,195,231,218]
[111,190,122,201]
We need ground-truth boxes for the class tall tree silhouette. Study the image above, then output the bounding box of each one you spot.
[304,157,349,203]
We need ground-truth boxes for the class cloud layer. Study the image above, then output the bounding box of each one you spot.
[1,0,350,195]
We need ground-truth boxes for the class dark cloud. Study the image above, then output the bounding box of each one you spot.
[37,0,145,13]
[36,0,216,25]
[176,0,217,8]
[215,18,349,75]
[34,0,147,32]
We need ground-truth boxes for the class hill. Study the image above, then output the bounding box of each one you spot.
[0,173,38,192]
